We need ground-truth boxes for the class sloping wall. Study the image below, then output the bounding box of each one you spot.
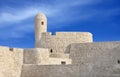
[70,42,120,65]
[70,42,120,76]
[0,46,23,77]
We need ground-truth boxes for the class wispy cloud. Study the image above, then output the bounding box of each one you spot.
[0,0,101,25]
[0,7,39,24]
[0,0,119,39]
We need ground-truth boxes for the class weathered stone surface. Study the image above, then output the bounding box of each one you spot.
[21,64,80,77]
[0,46,23,77]
[70,42,120,65]
[21,64,120,77]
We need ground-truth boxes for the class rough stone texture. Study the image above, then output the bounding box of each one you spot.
[21,42,120,77]
[21,64,80,77]
[50,53,70,58]
[70,42,120,65]
[69,42,120,76]
[36,32,93,53]
[21,64,120,77]
[48,58,72,65]
[0,46,23,77]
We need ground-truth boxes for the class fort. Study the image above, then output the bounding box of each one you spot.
[0,13,120,77]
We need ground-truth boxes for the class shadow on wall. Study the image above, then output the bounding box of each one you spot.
[64,44,71,54]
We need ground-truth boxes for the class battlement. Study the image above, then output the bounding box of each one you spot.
[40,32,92,38]
[55,32,92,36]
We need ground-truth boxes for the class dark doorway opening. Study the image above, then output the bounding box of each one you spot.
[50,49,53,53]
[118,60,120,64]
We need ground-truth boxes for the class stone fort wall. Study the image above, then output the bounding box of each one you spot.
[21,42,120,77]
[70,42,120,65]
[0,46,23,77]
[0,46,72,77]
[36,32,93,53]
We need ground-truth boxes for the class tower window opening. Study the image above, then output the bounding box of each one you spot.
[50,49,53,53]
[41,21,44,25]
[61,61,66,65]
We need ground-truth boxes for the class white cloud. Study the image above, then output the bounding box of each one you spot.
[0,0,101,25]
[0,0,119,39]
[0,8,38,24]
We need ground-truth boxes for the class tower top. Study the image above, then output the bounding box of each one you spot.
[35,13,47,20]
[35,13,47,46]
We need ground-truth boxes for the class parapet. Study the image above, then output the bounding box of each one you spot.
[55,32,92,36]
[41,32,93,41]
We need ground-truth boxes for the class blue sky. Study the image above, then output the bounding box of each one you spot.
[0,0,120,48]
